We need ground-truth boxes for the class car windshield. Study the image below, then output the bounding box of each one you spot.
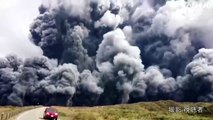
[46,108,56,113]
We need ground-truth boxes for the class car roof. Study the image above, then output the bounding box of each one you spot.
[45,107,57,112]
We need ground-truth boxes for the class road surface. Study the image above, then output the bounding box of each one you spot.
[16,107,46,120]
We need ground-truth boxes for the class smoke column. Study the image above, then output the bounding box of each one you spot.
[0,0,213,106]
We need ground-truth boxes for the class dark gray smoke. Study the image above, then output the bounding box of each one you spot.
[0,55,102,106]
[1,0,213,106]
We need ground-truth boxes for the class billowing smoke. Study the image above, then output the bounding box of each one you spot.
[177,48,213,102]
[1,0,213,106]
[0,56,103,106]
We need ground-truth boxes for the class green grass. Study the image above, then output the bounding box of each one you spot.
[54,100,213,120]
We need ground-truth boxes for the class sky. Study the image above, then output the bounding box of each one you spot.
[0,0,43,58]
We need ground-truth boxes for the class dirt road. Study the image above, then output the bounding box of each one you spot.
[16,107,46,120]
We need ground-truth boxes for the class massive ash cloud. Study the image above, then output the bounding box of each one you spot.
[0,56,103,106]
[1,0,213,106]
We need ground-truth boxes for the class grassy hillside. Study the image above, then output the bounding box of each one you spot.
[54,101,213,120]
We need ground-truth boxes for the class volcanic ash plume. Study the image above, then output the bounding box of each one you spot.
[177,48,213,102]
[1,0,213,106]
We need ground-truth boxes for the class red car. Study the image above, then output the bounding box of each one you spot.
[43,107,58,120]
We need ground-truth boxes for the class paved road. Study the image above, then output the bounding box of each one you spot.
[16,107,46,120]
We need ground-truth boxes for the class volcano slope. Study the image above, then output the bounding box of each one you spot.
[53,100,213,120]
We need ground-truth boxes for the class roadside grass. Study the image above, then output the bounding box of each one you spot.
[0,106,21,113]
[54,100,213,120]
[0,106,37,120]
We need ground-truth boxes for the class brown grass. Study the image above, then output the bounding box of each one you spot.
[53,101,213,120]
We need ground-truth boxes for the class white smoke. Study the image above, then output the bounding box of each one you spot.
[149,0,213,47]
[41,0,91,19]
[95,10,122,28]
